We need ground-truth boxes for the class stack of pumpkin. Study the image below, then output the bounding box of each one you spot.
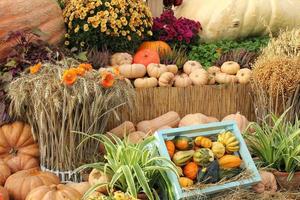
[165,132,242,188]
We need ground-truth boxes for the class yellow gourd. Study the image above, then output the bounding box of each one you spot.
[217,131,240,153]
[219,155,242,169]
[179,177,193,188]
[194,136,212,148]
[211,142,225,158]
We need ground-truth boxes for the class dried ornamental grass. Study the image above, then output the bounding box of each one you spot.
[7,59,134,181]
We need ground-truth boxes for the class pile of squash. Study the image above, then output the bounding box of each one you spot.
[165,131,243,188]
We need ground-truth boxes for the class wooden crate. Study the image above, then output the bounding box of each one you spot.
[154,121,261,199]
[107,84,255,129]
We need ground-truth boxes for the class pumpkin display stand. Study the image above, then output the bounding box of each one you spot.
[107,84,255,129]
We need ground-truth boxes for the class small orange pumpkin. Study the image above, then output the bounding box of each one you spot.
[183,162,198,180]
[138,41,172,57]
[133,49,160,67]
[165,140,175,158]
[194,136,212,148]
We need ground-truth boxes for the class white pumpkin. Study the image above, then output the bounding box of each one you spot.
[183,61,202,74]
[175,0,300,42]
[236,68,252,84]
[134,77,158,88]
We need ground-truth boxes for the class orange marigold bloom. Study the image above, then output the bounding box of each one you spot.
[78,63,93,71]
[29,63,42,74]
[74,67,86,76]
[62,69,77,86]
[112,66,120,76]
[101,72,115,88]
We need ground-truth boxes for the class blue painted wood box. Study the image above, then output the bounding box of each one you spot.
[154,121,261,200]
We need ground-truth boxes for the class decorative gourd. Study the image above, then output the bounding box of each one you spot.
[138,41,172,57]
[0,121,39,173]
[0,0,65,60]
[137,111,180,133]
[252,171,277,193]
[236,68,252,84]
[217,131,240,153]
[222,112,249,133]
[0,160,10,186]
[165,140,175,158]
[133,49,160,67]
[219,168,242,180]
[176,166,184,177]
[134,77,158,88]
[215,73,233,84]
[0,186,9,200]
[174,136,194,150]
[179,113,208,127]
[207,66,221,75]
[5,168,60,200]
[218,155,242,169]
[189,69,208,85]
[183,162,198,180]
[172,150,195,166]
[158,72,175,87]
[174,73,192,87]
[179,177,193,188]
[221,61,240,75]
[175,0,300,42]
[25,184,81,200]
[183,61,202,75]
[194,136,212,148]
[193,148,214,166]
[211,142,225,158]
[89,169,111,194]
[110,53,133,66]
[166,65,179,75]
[147,64,168,78]
[119,64,146,79]
[66,182,91,196]
[127,131,147,144]
[197,160,219,183]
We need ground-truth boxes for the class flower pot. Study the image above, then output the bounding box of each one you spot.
[137,193,148,200]
[272,170,300,190]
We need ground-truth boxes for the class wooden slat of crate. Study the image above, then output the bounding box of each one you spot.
[107,84,255,129]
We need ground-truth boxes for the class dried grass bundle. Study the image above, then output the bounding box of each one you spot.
[7,58,134,181]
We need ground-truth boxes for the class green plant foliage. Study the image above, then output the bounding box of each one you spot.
[245,109,300,180]
[188,36,270,68]
[77,134,179,200]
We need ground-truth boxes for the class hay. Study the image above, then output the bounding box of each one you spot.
[7,58,134,181]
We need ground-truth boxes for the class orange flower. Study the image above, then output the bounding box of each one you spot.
[62,69,77,86]
[74,67,86,76]
[112,66,120,76]
[78,63,93,71]
[29,63,42,74]
[101,72,115,88]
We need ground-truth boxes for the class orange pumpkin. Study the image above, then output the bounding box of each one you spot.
[165,140,175,158]
[0,121,40,173]
[0,160,11,186]
[183,162,198,180]
[0,186,9,200]
[138,41,172,57]
[194,136,212,148]
[5,168,60,200]
[133,49,160,67]
[0,0,65,60]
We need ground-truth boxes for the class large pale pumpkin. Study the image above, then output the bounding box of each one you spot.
[0,186,9,200]
[25,184,81,200]
[66,182,90,196]
[0,121,40,173]
[179,113,208,127]
[0,0,65,60]
[0,160,11,186]
[5,168,60,200]
[222,112,249,133]
[175,0,300,42]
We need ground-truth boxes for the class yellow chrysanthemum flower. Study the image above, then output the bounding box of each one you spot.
[127,35,131,41]
[74,25,80,33]
[83,24,89,31]
[64,41,70,46]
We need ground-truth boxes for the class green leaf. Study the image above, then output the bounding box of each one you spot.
[133,164,154,200]
[74,51,88,61]
[5,60,17,67]
[121,165,137,197]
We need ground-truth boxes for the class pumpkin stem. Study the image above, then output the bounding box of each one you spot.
[9,148,18,155]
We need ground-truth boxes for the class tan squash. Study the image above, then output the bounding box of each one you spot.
[206,116,219,123]
[208,75,216,85]
[236,68,252,84]
[157,125,172,131]
[221,61,240,75]
[25,184,81,200]
[134,77,158,88]
[137,111,180,133]
[127,131,147,144]
[0,0,65,60]
[207,66,221,75]
[0,186,9,200]
[66,182,90,196]
[183,61,202,75]
[0,160,11,186]
[222,112,249,133]
[158,72,175,87]
[252,171,277,193]
[166,64,179,75]
[215,72,233,84]
[179,113,208,127]
[5,168,60,200]
[174,73,192,87]
[110,53,133,66]
[89,169,111,194]
[119,64,146,79]
[147,63,168,78]
[189,69,208,85]
[0,121,39,173]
